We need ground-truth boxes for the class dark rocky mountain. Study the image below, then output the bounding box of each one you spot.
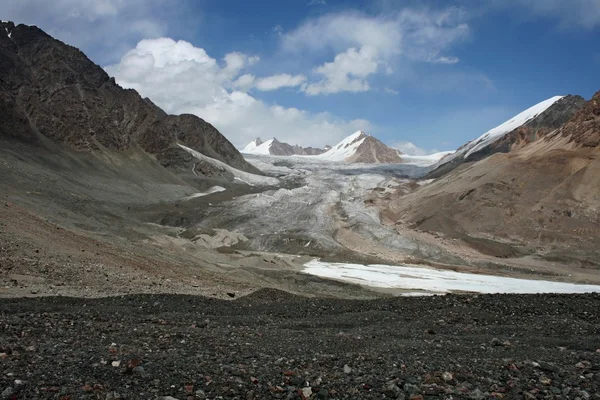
[271,138,330,156]
[0,21,260,175]
[428,95,586,178]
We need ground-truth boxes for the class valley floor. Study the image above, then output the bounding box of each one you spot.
[2,145,600,299]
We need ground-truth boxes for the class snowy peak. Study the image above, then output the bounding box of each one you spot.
[429,95,586,177]
[318,131,403,164]
[241,137,330,156]
[464,95,565,158]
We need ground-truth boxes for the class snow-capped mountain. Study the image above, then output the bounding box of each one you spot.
[318,131,403,163]
[242,138,330,156]
[429,95,585,177]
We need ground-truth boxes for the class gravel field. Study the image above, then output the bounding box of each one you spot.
[1,291,600,399]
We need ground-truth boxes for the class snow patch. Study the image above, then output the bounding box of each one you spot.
[303,260,600,295]
[177,144,279,186]
[401,151,454,167]
[183,186,226,200]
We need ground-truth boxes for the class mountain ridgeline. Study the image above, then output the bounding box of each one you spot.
[243,131,404,164]
[428,95,586,178]
[0,21,260,175]
[243,138,331,156]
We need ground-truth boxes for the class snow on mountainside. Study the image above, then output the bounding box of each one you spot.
[242,138,273,155]
[241,138,328,156]
[401,151,455,167]
[318,131,404,163]
[317,131,368,161]
[464,96,565,158]
[436,96,565,169]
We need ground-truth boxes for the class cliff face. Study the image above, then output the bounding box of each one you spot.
[0,21,260,174]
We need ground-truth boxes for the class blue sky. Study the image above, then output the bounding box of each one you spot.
[2,0,599,153]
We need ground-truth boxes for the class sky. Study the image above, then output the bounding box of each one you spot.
[2,0,599,154]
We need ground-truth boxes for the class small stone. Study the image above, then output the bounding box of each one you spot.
[132,366,144,375]
[442,372,454,382]
[490,338,502,347]
[470,388,486,400]
[246,390,254,400]
[343,365,352,374]
[580,391,591,400]
[227,292,236,298]
[386,383,402,397]
[161,397,179,400]
[1,387,14,399]
[538,361,560,372]
[195,389,206,399]
[301,387,312,399]
[0,353,7,360]
[404,383,420,396]
[111,361,121,367]
[539,376,552,385]
[250,376,259,385]
[576,361,592,370]
[317,388,329,399]
[14,380,24,386]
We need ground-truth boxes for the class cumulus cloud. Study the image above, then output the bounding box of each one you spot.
[303,46,379,95]
[391,141,442,156]
[255,74,307,91]
[283,8,470,95]
[105,38,370,148]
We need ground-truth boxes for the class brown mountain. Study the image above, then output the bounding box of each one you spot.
[318,131,403,163]
[0,21,259,176]
[385,90,600,266]
[428,95,586,178]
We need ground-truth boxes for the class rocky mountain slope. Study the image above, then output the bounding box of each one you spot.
[0,21,259,176]
[385,90,600,266]
[318,131,403,163]
[242,137,330,156]
[428,95,585,178]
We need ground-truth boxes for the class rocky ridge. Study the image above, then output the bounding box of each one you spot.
[0,21,259,175]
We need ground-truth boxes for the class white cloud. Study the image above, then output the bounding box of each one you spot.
[233,73,256,91]
[303,46,379,95]
[391,141,441,156]
[384,87,399,95]
[284,8,470,94]
[308,0,327,5]
[105,38,371,148]
[512,0,600,29]
[255,74,307,91]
